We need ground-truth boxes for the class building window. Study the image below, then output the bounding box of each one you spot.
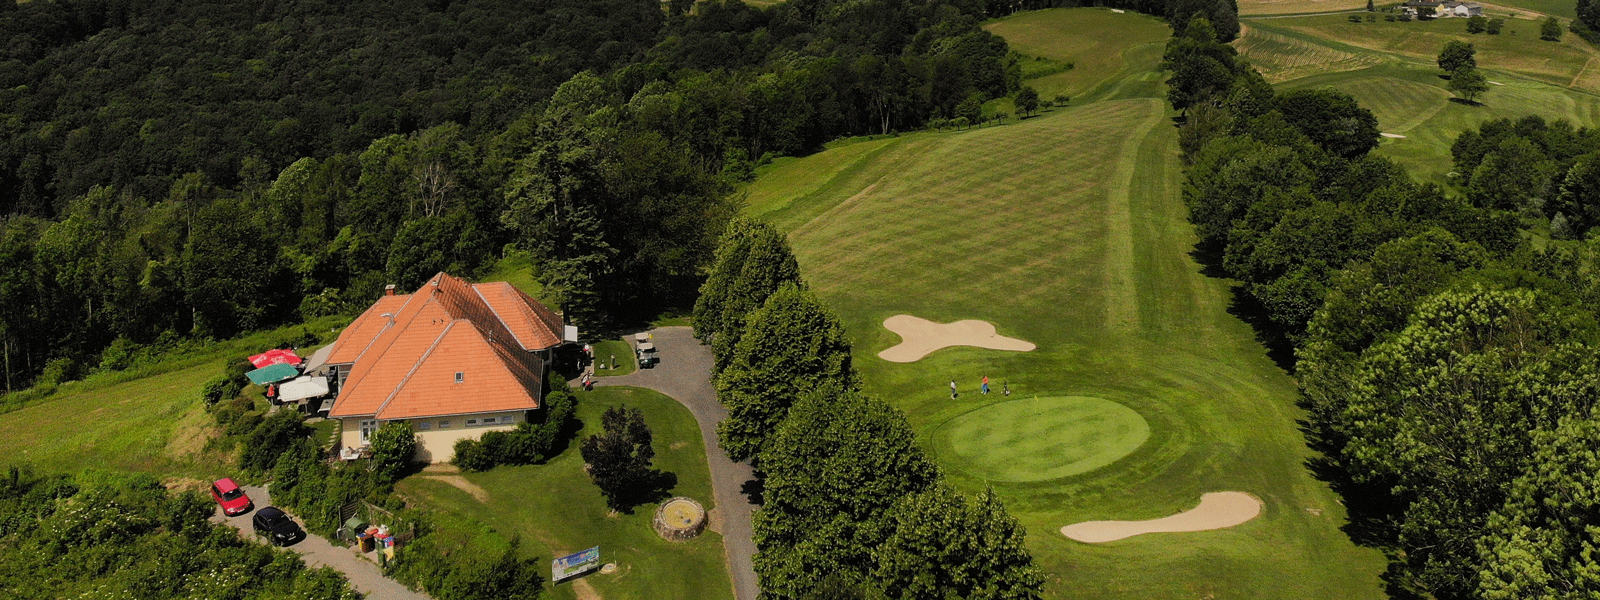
[455,372,463,383]
[418,421,431,431]
[359,420,378,444]
[438,420,451,429]
[466,418,480,427]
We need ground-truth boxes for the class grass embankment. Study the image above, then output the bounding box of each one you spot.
[396,386,731,600]
[747,9,1388,598]
[1237,18,1600,181]
[0,317,348,480]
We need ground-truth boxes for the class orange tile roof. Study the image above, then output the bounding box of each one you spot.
[327,272,561,420]
[322,295,408,366]
[471,281,565,350]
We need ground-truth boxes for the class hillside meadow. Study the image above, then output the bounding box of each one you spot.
[746,8,1389,598]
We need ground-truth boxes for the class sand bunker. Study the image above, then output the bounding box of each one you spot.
[878,315,1036,362]
[1060,492,1262,543]
[1380,133,1406,139]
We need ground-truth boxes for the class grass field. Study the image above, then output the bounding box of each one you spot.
[933,396,1150,482]
[984,9,1173,101]
[395,386,732,600]
[1239,0,1370,16]
[1236,17,1600,181]
[591,338,638,376]
[747,8,1389,598]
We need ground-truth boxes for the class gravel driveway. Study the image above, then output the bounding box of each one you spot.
[595,326,760,600]
[211,485,432,600]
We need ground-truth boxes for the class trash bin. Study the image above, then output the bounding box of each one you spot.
[357,531,374,553]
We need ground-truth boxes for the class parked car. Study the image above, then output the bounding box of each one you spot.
[252,507,303,546]
[210,478,253,516]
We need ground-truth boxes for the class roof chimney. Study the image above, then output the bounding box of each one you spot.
[384,284,396,296]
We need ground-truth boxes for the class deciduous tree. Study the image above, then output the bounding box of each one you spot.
[580,405,667,512]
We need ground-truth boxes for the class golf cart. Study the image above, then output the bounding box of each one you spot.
[635,332,659,368]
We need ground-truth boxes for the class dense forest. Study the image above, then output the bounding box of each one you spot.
[0,0,1034,392]
[1166,16,1600,599]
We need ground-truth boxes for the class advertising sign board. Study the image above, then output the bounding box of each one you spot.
[552,546,601,582]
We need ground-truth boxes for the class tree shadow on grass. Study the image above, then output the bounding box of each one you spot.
[619,469,678,514]
[1188,246,1298,373]
[1446,97,1482,106]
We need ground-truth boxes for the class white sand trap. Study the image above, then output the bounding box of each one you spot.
[1060,492,1263,543]
[1380,133,1406,138]
[878,315,1036,362]
[1490,81,1505,86]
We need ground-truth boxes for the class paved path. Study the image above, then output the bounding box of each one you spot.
[211,485,432,600]
[593,326,759,600]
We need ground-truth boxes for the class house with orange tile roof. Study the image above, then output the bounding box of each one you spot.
[321,272,567,462]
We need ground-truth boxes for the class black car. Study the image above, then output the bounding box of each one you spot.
[251,506,303,546]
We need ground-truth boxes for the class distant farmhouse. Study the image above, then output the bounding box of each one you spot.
[317,272,569,462]
[1403,0,1481,16]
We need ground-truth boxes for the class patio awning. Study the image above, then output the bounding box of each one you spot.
[249,349,302,368]
[300,344,334,373]
[246,363,300,386]
[279,376,330,403]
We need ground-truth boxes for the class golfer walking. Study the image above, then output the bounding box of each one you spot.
[982,376,990,395]
[950,379,958,399]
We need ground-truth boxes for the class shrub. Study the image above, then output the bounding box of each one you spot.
[240,410,310,471]
[452,384,577,472]
[369,421,418,481]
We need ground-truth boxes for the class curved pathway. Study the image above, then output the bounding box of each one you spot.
[593,326,759,600]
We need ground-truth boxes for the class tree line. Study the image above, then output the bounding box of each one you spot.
[0,0,1026,395]
[693,218,1043,600]
[1168,15,1600,600]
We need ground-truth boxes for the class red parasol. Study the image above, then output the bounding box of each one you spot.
[249,349,303,368]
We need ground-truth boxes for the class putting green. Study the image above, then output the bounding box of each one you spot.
[934,396,1150,482]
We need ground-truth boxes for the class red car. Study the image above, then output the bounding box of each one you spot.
[211,478,253,516]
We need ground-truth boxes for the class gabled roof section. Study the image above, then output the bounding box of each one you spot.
[374,320,543,420]
[323,295,408,366]
[471,281,565,351]
[328,272,550,420]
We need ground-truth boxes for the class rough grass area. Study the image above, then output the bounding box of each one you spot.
[395,386,731,600]
[933,396,1150,482]
[477,247,548,301]
[983,9,1172,101]
[747,14,1390,593]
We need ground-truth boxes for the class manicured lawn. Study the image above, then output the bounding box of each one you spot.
[933,396,1150,482]
[591,338,639,376]
[746,9,1390,597]
[984,9,1173,101]
[395,386,731,600]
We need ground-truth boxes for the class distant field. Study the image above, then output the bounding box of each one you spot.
[1264,13,1596,89]
[749,10,1390,595]
[1239,0,1369,16]
[984,9,1172,100]
[1237,16,1600,181]
[1284,62,1600,180]
[396,386,731,600]
[1479,0,1577,19]
[1235,24,1384,82]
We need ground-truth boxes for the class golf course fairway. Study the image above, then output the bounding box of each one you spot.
[745,8,1389,599]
